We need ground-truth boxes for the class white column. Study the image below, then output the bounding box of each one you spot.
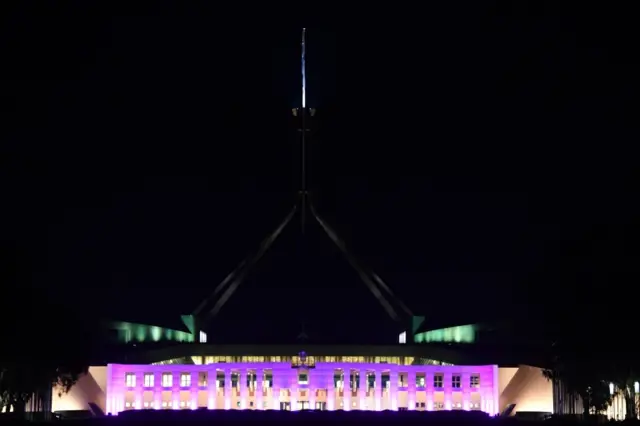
[172,372,180,409]
[255,369,263,410]
[343,368,351,411]
[425,370,434,411]
[492,366,499,416]
[154,372,162,409]
[207,369,216,409]
[481,386,492,414]
[314,370,327,410]
[443,371,452,410]
[135,372,143,409]
[327,370,335,411]
[239,369,248,409]
[190,371,198,409]
[114,368,124,414]
[272,370,281,410]
[106,365,114,414]
[359,370,367,410]
[308,370,315,409]
[224,370,232,409]
[480,370,494,415]
[480,385,486,413]
[389,369,398,411]
[375,370,382,411]
[290,370,298,411]
[407,371,416,410]
[462,372,471,411]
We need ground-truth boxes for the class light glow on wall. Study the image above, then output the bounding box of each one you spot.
[101,363,500,415]
[414,324,477,344]
[107,321,195,344]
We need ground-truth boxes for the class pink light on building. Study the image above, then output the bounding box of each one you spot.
[106,363,498,415]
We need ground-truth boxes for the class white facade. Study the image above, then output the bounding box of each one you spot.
[105,363,499,414]
[54,363,554,416]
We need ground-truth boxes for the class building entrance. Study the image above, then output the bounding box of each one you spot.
[280,402,291,411]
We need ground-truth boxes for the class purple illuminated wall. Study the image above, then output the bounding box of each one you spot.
[107,362,498,415]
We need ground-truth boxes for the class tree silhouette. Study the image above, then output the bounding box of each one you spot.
[0,240,95,414]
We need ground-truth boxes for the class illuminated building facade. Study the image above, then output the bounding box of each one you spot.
[52,345,553,417]
[105,361,498,414]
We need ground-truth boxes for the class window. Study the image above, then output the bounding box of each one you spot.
[470,402,480,410]
[144,373,154,387]
[180,373,191,387]
[199,331,207,343]
[162,373,173,387]
[298,374,308,385]
[434,374,443,388]
[125,373,136,387]
[452,375,461,389]
[470,374,480,388]
[198,372,207,387]
[434,402,444,410]
[417,376,425,387]
[399,374,406,387]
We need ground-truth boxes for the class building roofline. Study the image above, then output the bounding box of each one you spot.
[123,342,487,365]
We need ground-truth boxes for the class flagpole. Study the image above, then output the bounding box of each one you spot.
[300,28,307,233]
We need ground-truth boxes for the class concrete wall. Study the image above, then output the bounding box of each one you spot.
[52,366,107,413]
[498,365,552,414]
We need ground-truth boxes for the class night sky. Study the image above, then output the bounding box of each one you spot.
[2,4,638,344]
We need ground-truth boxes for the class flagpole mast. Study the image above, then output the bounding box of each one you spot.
[300,28,307,233]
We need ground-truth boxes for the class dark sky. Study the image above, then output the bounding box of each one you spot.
[2,4,638,344]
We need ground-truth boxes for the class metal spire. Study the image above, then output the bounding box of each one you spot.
[192,29,413,331]
[300,28,308,233]
[301,28,306,109]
